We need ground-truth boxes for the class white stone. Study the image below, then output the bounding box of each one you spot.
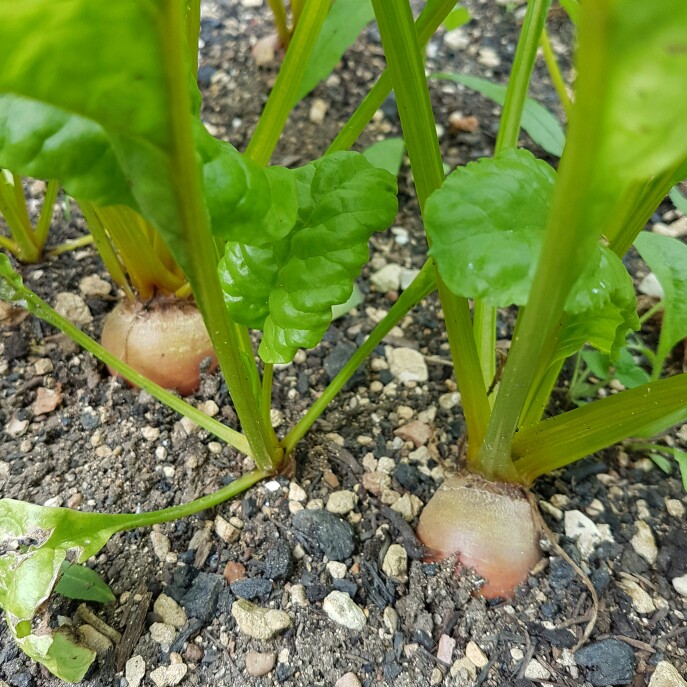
[444,28,470,51]
[465,641,488,668]
[371,264,403,292]
[6,418,29,437]
[150,622,176,648]
[638,272,664,299]
[54,292,92,325]
[327,561,347,579]
[400,268,421,290]
[150,659,188,687]
[564,510,614,558]
[150,532,171,561]
[478,46,501,68]
[34,358,54,375]
[154,594,187,628]
[334,673,363,687]
[390,493,422,522]
[79,274,111,297]
[649,661,687,687]
[326,490,357,515]
[618,579,655,614]
[215,515,240,543]
[451,657,477,680]
[309,98,329,125]
[666,499,685,518]
[288,482,307,502]
[383,606,399,634]
[382,544,408,582]
[631,521,658,565]
[289,584,308,606]
[672,574,687,598]
[125,655,146,687]
[377,457,396,474]
[386,347,428,383]
[141,426,160,441]
[524,659,551,681]
[438,392,461,410]
[232,600,291,639]
[322,591,367,631]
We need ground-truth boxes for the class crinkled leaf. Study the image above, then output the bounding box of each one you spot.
[432,72,565,157]
[218,152,398,363]
[634,232,687,367]
[54,562,115,604]
[580,348,649,390]
[426,149,556,306]
[362,137,406,177]
[297,0,375,100]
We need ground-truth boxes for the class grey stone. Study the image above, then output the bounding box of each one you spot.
[292,509,355,560]
[181,573,223,622]
[245,651,276,677]
[230,578,272,601]
[322,591,367,631]
[231,599,291,639]
[575,639,634,686]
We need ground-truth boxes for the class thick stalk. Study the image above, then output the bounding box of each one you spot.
[32,179,60,250]
[45,234,94,257]
[478,0,613,481]
[186,0,201,78]
[513,374,687,483]
[246,0,329,166]
[0,174,38,262]
[268,0,291,47]
[539,28,572,117]
[159,1,277,470]
[282,260,436,455]
[371,0,490,457]
[326,0,456,155]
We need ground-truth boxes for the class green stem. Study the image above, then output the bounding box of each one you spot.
[6,279,252,456]
[268,0,291,47]
[291,0,304,28]
[159,1,276,471]
[638,300,663,327]
[246,0,329,166]
[261,363,274,429]
[282,260,437,455]
[539,28,572,118]
[371,0,490,458]
[112,468,269,531]
[0,174,38,262]
[326,0,456,155]
[33,180,59,251]
[512,373,687,484]
[494,0,552,153]
[186,0,201,79]
[478,0,610,482]
[45,234,94,257]
[472,299,496,395]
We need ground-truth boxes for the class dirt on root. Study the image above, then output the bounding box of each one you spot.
[1,2,686,687]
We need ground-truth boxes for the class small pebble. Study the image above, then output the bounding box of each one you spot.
[575,639,634,687]
[215,515,240,543]
[292,509,356,560]
[666,499,685,518]
[394,420,432,447]
[631,521,658,565]
[618,579,656,614]
[150,622,176,648]
[322,591,367,631]
[649,661,687,687]
[154,594,187,628]
[564,510,614,558]
[289,584,308,607]
[327,490,357,515]
[672,574,687,597]
[451,657,477,680]
[390,493,422,522]
[437,634,456,665]
[125,656,145,687]
[382,544,408,582]
[150,532,171,561]
[371,264,402,292]
[54,292,92,325]
[232,600,291,639]
[334,673,362,687]
[524,659,551,681]
[79,274,111,297]
[288,482,307,502]
[383,606,399,634]
[386,347,428,383]
[309,98,328,124]
[150,656,188,687]
[465,641,488,668]
[245,651,276,677]
[327,561,347,579]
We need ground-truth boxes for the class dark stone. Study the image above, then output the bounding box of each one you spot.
[591,567,611,596]
[297,372,310,394]
[230,577,272,600]
[168,618,204,655]
[528,622,576,649]
[275,663,295,683]
[181,573,223,622]
[620,547,649,575]
[323,341,362,387]
[8,673,33,687]
[292,509,356,561]
[332,578,358,597]
[306,582,327,603]
[242,496,257,520]
[80,409,100,430]
[197,65,217,87]
[413,629,434,651]
[380,92,398,120]
[4,332,28,361]
[539,601,557,619]
[383,662,403,681]
[378,369,393,384]
[548,557,575,591]
[575,639,635,686]
[393,463,423,495]
[217,588,235,616]
[264,540,293,580]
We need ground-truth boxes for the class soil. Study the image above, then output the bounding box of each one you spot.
[1,2,686,687]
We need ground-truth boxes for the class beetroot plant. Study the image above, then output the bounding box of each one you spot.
[0,0,686,681]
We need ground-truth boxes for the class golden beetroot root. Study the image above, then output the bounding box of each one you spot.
[101,298,217,395]
[416,472,541,599]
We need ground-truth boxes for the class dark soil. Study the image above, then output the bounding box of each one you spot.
[1,2,686,687]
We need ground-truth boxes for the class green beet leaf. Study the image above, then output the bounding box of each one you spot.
[219,152,398,363]
[54,562,116,604]
[634,232,687,375]
[427,149,638,359]
[362,137,406,177]
[426,148,556,306]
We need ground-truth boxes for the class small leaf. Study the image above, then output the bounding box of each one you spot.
[648,453,673,475]
[432,72,565,156]
[675,449,687,493]
[634,232,687,369]
[219,152,398,363]
[669,186,687,216]
[444,6,471,30]
[362,137,405,177]
[0,252,25,301]
[297,0,375,100]
[558,0,579,24]
[54,562,115,604]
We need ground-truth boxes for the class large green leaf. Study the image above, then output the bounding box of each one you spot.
[432,72,565,157]
[425,149,556,306]
[634,232,687,371]
[219,152,398,363]
[297,0,375,101]
[427,149,638,357]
